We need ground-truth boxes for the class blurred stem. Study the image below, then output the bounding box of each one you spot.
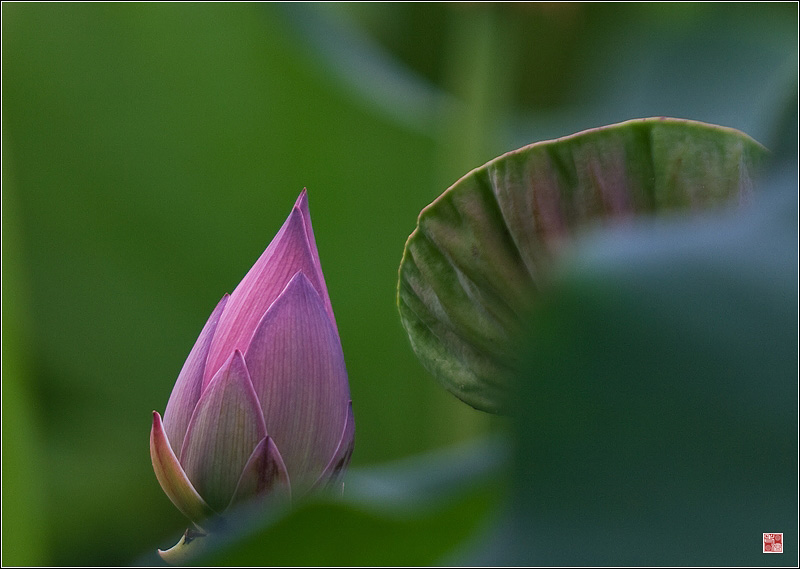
[435,4,519,190]
[2,139,48,565]
[430,5,521,439]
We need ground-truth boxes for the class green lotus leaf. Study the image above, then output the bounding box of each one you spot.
[397,118,768,414]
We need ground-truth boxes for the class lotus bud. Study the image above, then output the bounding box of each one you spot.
[150,190,354,554]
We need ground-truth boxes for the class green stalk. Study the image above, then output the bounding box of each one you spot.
[2,139,48,566]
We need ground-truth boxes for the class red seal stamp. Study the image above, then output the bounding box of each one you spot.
[763,533,783,553]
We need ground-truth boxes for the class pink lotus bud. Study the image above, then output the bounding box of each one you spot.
[150,190,354,531]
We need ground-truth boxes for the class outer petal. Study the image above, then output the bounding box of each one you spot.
[204,203,331,387]
[229,436,291,508]
[150,411,215,527]
[294,189,337,333]
[180,351,267,512]
[312,400,355,493]
[164,294,229,451]
[244,271,350,494]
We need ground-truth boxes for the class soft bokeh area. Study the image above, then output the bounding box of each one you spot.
[2,3,797,566]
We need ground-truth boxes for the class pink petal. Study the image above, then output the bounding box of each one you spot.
[163,294,229,451]
[312,400,355,493]
[244,271,350,495]
[203,201,332,387]
[180,351,267,512]
[150,411,215,528]
[294,189,337,334]
[229,436,291,509]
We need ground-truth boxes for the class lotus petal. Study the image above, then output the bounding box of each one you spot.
[163,294,229,451]
[245,271,350,493]
[229,436,291,508]
[180,351,267,512]
[150,411,215,528]
[313,400,355,492]
[203,205,330,387]
[293,189,337,333]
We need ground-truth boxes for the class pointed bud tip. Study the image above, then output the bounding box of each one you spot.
[293,188,310,213]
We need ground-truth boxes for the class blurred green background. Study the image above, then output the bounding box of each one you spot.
[2,3,796,566]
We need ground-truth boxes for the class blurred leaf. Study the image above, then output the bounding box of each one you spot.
[499,162,797,565]
[140,436,508,566]
[301,4,796,152]
[200,495,494,567]
[398,118,767,413]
